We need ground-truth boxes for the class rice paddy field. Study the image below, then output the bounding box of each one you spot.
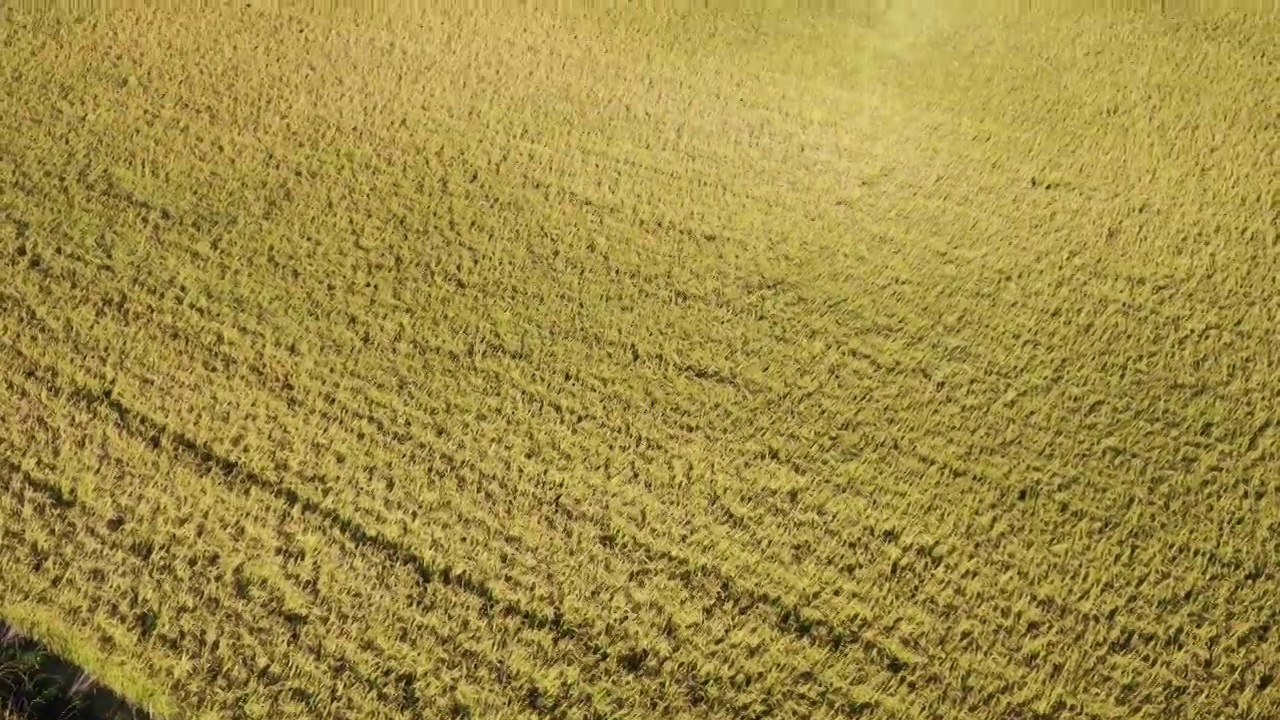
[1,1,1277,719]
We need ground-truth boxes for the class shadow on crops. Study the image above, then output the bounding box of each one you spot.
[0,622,152,720]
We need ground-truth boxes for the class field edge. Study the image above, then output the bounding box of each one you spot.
[0,604,170,720]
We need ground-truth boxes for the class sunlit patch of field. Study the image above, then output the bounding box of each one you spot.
[1,2,1277,719]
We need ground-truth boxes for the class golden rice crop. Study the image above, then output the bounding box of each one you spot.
[1,2,1276,719]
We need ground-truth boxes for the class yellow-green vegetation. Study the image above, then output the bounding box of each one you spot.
[1,2,1277,719]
